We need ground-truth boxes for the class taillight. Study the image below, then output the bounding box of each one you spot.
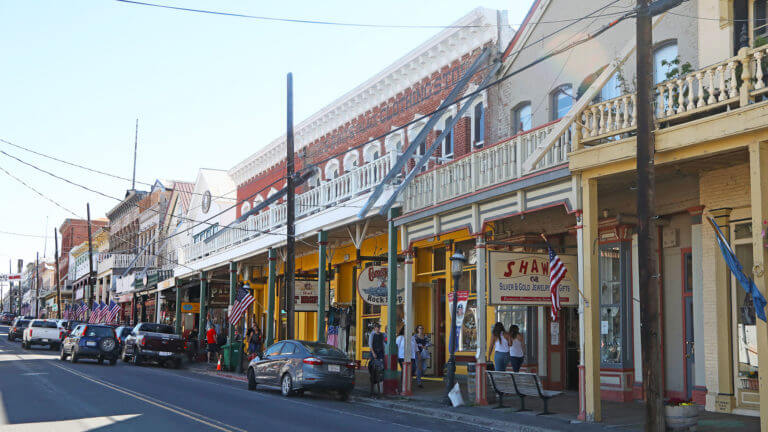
[29,329,33,337]
[346,361,356,369]
[83,326,88,336]
[303,357,323,365]
[141,337,146,347]
[60,331,65,340]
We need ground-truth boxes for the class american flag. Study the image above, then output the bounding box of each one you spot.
[88,303,100,323]
[548,245,567,322]
[77,302,87,320]
[106,301,120,324]
[95,301,107,323]
[228,284,254,325]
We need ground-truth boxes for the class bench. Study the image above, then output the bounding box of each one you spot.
[486,371,562,415]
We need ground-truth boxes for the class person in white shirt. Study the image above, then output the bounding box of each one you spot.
[508,324,526,372]
[490,322,510,372]
[413,325,430,388]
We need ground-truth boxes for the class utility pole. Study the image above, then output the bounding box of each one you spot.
[35,252,40,318]
[636,1,664,430]
[132,118,139,190]
[86,203,96,316]
[285,72,296,340]
[54,229,61,319]
[17,260,22,316]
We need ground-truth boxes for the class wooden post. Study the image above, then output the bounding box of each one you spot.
[86,203,95,313]
[198,271,208,344]
[582,177,601,422]
[317,231,328,342]
[266,248,276,346]
[475,233,488,405]
[229,262,237,344]
[402,245,414,396]
[384,207,401,395]
[175,280,182,335]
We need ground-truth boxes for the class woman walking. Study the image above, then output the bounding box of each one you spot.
[490,322,510,372]
[509,324,526,372]
[413,325,430,388]
[248,325,262,358]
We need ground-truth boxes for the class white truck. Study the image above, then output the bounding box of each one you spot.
[23,319,64,350]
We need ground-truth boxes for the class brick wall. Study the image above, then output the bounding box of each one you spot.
[454,117,472,158]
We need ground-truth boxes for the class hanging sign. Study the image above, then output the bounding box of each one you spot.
[488,251,579,306]
[356,265,404,306]
[448,290,470,329]
[181,302,200,314]
[294,279,330,312]
[0,273,20,282]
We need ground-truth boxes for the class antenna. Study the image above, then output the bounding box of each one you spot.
[132,118,139,190]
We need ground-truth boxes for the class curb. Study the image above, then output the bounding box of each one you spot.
[188,368,247,383]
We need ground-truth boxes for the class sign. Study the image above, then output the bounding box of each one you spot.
[448,290,469,329]
[295,280,329,312]
[488,251,578,306]
[0,273,20,282]
[356,265,404,306]
[52,304,58,312]
[181,302,200,314]
[157,277,175,291]
[550,322,560,345]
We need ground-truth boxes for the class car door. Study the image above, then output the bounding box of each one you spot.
[257,342,283,385]
[279,342,299,382]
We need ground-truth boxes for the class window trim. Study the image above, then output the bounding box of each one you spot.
[343,150,359,172]
[550,84,573,121]
[324,159,340,180]
[511,101,532,135]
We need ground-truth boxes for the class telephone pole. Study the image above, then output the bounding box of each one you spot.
[285,72,296,340]
[35,252,40,318]
[636,1,664,430]
[17,260,22,316]
[86,203,96,315]
[54,228,61,319]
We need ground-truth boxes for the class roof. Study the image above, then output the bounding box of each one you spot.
[172,181,194,213]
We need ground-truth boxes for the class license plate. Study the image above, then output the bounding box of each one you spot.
[328,364,340,373]
[86,341,97,347]
[42,339,48,342]
[159,352,172,356]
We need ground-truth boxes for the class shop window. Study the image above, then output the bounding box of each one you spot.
[361,317,380,355]
[457,298,477,352]
[512,102,532,135]
[551,85,573,121]
[599,243,632,368]
[733,222,759,395]
[433,247,446,271]
[496,305,537,363]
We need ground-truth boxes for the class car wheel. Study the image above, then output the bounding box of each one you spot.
[132,352,142,366]
[336,390,350,402]
[109,358,117,366]
[49,344,57,351]
[247,368,257,391]
[59,346,68,361]
[121,348,130,363]
[281,374,294,397]
[70,350,78,364]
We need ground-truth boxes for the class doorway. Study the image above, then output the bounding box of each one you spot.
[681,248,694,399]
[564,307,581,391]
[433,278,446,376]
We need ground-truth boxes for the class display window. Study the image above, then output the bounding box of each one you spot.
[599,240,633,368]
[731,221,759,407]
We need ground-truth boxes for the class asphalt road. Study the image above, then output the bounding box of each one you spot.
[0,325,488,432]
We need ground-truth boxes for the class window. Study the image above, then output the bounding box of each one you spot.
[324,160,340,180]
[363,143,380,162]
[512,102,532,135]
[193,224,219,243]
[473,103,485,145]
[280,343,296,355]
[265,342,284,357]
[343,151,359,172]
[496,305,537,363]
[653,42,678,85]
[457,298,477,352]
[755,0,768,42]
[599,243,632,367]
[551,85,573,120]
[240,201,251,216]
[600,72,622,102]
[443,116,454,157]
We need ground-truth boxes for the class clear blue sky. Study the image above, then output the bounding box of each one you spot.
[0,0,532,266]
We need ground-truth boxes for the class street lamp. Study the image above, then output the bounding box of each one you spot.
[445,248,466,401]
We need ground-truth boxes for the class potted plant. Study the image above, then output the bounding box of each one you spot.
[664,398,698,430]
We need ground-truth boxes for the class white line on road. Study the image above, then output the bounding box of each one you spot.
[51,363,247,432]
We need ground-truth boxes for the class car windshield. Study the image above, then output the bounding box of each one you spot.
[16,320,30,328]
[300,342,347,358]
[84,326,115,338]
[31,320,57,328]
[141,324,174,334]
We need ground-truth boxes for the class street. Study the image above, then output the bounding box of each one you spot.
[0,325,486,432]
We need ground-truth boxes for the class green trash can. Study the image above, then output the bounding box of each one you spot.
[220,342,242,372]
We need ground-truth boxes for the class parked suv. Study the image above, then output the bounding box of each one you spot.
[60,324,119,365]
[8,318,31,342]
[0,312,16,325]
[122,323,184,368]
[22,320,64,350]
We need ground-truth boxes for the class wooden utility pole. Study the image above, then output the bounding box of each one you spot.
[35,252,40,318]
[17,259,22,316]
[285,72,296,340]
[132,118,139,190]
[86,203,96,314]
[54,229,61,319]
[636,1,664,430]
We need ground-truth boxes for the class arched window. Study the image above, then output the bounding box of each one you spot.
[240,201,251,215]
[653,42,678,84]
[443,115,454,158]
[363,143,381,162]
[473,103,485,145]
[408,121,426,156]
[343,150,359,172]
[550,85,573,121]
[512,102,532,135]
[324,159,340,180]
[307,168,321,188]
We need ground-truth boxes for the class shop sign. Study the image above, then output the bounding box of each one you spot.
[356,265,404,306]
[448,290,469,329]
[75,287,84,300]
[157,277,175,291]
[294,280,330,312]
[488,251,578,306]
[181,302,200,314]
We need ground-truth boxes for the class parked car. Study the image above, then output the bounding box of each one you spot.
[247,340,355,400]
[122,323,184,368]
[114,326,132,353]
[22,319,64,350]
[60,324,119,365]
[7,318,31,342]
[0,312,16,325]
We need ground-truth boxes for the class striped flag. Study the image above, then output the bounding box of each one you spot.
[547,245,567,322]
[77,302,87,320]
[95,302,107,323]
[106,301,120,324]
[228,284,254,325]
[88,303,100,323]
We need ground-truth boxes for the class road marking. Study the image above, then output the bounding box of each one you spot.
[51,363,246,432]
[20,372,48,376]
[1,414,140,431]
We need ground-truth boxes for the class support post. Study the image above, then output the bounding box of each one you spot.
[637,2,664,429]
[384,207,401,395]
[748,141,768,431]
[582,177,601,422]
[229,262,236,345]
[317,231,328,342]
[35,252,40,318]
[86,203,95,314]
[175,282,182,335]
[402,243,414,396]
[285,72,296,340]
[266,248,276,347]
[709,208,735,411]
[198,271,208,344]
[575,210,587,420]
[475,234,488,405]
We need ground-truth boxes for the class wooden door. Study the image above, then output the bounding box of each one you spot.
[433,278,446,376]
[545,308,565,390]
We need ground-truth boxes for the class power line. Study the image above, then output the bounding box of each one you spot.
[0,230,49,239]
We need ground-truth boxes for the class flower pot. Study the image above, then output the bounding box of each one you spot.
[665,404,699,431]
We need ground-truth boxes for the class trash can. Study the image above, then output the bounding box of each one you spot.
[220,342,242,372]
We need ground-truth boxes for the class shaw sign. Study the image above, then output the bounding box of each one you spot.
[356,265,404,306]
[488,251,579,306]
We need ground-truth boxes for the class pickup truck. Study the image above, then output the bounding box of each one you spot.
[23,319,64,350]
[122,323,184,368]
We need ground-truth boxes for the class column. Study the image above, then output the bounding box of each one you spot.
[175,283,182,334]
[266,248,276,347]
[384,207,401,395]
[474,234,488,405]
[582,177,601,422]
[317,230,328,342]
[748,141,768,430]
[198,271,208,344]
[402,246,414,396]
[709,207,734,411]
[229,262,236,344]
[155,291,161,323]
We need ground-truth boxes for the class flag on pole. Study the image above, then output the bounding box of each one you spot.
[229,284,254,325]
[106,301,120,324]
[708,217,767,322]
[76,302,86,320]
[95,301,106,323]
[547,244,567,322]
[88,303,99,323]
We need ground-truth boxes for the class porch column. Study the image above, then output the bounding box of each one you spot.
[175,283,182,334]
[709,207,734,411]
[582,177,601,422]
[748,141,768,430]
[402,245,414,396]
[155,291,161,323]
[474,234,488,405]
[384,207,401,395]
[229,262,236,344]
[317,230,328,342]
[575,210,587,420]
[266,248,276,346]
[198,271,208,344]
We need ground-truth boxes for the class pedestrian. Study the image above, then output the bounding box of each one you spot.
[206,324,217,364]
[368,322,385,361]
[413,325,430,388]
[248,325,262,358]
[395,326,406,371]
[490,322,510,372]
[508,324,525,372]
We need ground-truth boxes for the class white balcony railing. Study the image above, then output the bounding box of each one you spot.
[97,253,155,274]
[181,154,392,264]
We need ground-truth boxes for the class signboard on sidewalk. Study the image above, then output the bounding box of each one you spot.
[488,251,579,306]
[356,265,404,306]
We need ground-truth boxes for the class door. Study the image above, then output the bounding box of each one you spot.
[433,278,446,376]
[681,249,695,399]
[258,342,283,384]
[565,307,581,391]
[546,309,565,390]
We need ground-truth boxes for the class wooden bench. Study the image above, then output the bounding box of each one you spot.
[486,371,562,415]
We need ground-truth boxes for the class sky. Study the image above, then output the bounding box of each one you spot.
[0,0,532,267]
